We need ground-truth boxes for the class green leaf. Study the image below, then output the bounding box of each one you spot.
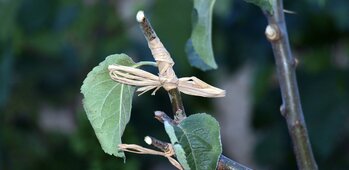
[81,54,136,158]
[244,0,273,14]
[186,0,217,71]
[164,113,222,170]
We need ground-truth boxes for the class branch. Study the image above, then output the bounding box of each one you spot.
[217,155,252,170]
[144,136,172,153]
[263,0,317,169]
[154,111,177,125]
[137,11,186,122]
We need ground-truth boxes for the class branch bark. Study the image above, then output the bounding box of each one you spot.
[168,89,186,122]
[154,111,177,125]
[217,155,252,170]
[263,1,318,169]
[145,136,172,153]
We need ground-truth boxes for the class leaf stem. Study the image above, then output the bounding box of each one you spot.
[133,61,158,68]
[263,0,318,169]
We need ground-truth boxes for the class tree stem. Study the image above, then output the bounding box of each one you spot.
[263,0,318,169]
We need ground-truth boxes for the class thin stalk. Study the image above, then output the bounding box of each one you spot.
[133,61,158,68]
[263,0,318,169]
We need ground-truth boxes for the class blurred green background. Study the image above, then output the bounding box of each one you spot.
[1,0,349,169]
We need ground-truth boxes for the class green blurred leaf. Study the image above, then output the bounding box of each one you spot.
[301,48,331,73]
[27,32,63,56]
[0,0,20,41]
[0,47,14,109]
[214,0,233,17]
[164,113,222,169]
[300,72,349,159]
[81,54,135,158]
[152,0,192,73]
[17,0,57,34]
[186,0,217,71]
[306,0,327,7]
[244,0,273,14]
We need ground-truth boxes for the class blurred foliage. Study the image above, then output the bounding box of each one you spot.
[186,0,217,71]
[1,0,349,170]
[243,0,273,14]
